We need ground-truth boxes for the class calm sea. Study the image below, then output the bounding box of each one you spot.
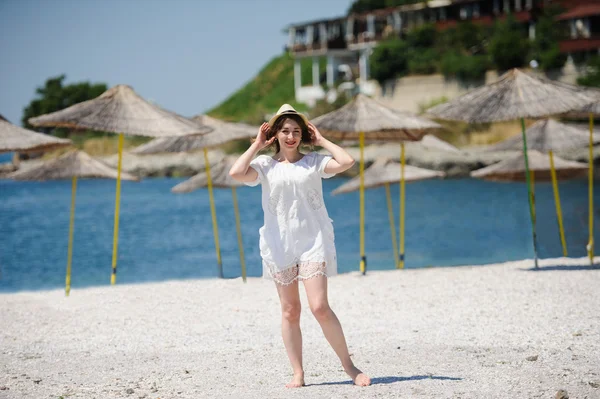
[0,173,597,292]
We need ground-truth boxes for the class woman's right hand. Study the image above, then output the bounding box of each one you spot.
[255,122,276,150]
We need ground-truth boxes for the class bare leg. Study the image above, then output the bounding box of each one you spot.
[302,274,371,386]
[275,281,305,388]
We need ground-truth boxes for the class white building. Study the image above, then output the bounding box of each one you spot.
[284,0,554,107]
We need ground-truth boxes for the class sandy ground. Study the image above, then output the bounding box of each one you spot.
[1,257,599,399]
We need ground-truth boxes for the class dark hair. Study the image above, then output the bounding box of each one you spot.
[266,114,312,153]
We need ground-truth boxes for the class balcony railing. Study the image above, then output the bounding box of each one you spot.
[560,36,600,53]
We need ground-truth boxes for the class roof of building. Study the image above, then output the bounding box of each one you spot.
[557,3,600,20]
[283,0,481,31]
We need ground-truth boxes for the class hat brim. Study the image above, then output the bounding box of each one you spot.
[268,111,309,128]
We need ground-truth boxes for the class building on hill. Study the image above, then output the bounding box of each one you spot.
[557,0,600,53]
[285,0,600,107]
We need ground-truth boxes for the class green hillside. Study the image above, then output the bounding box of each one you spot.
[207,53,321,124]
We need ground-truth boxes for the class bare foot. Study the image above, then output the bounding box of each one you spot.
[285,372,305,388]
[345,365,371,386]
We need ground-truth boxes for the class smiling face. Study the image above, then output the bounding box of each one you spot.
[276,119,302,151]
[266,113,311,153]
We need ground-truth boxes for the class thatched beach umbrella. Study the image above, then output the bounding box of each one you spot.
[313,94,441,273]
[171,156,248,282]
[427,68,595,268]
[471,150,588,181]
[333,158,445,268]
[132,115,257,278]
[132,115,256,154]
[483,119,599,152]
[562,100,600,264]
[413,134,461,153]
[9,150,139,296]
[472,150,587,260]
[28,85,211,284]
[0,115,71,154]
[483,119,600,256]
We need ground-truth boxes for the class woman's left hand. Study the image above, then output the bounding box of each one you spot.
[308,122,325,146]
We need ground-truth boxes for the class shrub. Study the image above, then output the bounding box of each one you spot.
[489,15,529,70]
[370,38,410,84]
[531,5,568,71]
[537,44,567,71]
[441,52,489,81]
[407,48,439,75]
[439,22,488,54]
[406,23,437,48]
[577,56,600,87]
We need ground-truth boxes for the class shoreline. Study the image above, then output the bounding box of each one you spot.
[1,255,597,296]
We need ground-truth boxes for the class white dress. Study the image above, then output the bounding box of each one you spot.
[245,152,337,285]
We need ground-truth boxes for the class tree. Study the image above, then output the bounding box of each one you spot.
[370,38,410,84]
[438,22,490,81]
[437,22,489,55]
[406,23,436,49]
[531,5,568,71]
[489,15,529,71]
[22,75,107,137]
[441,51,489,81]
[405,24,439,74]
[408,49,438,75]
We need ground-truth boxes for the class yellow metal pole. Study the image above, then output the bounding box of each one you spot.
[204,147,223,278]
[549,151,568,256]
[231,187,246,283]
[588,113,595,265]
[111,133,124,285]
[66,176,77,296]
[399,142,406,269]
[359,131,366,275]
[385,183,400,269]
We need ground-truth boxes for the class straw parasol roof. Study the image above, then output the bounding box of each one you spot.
[427,69,596,123]
[171,156,242,193]
[561,87,600,117]
[348,134,461,152]
[408,134,461,153]
[0,116,72,154]
[470,150,588,182]
[8,150,139,181]
[28,85,212,137]
[482,119,600,152]
[332,158,445,195]
[312,94,441,141]
[131,115,257,154]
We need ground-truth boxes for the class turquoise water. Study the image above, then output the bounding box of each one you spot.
[0,176,597,292]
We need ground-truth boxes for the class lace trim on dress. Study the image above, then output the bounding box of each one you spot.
[265,261,330,286]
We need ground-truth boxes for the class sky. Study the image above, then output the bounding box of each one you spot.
[0,0,353,126]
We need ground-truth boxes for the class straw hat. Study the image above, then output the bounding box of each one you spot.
[268,104,309,127]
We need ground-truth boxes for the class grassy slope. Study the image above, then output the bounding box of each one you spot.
[206,52,320,124]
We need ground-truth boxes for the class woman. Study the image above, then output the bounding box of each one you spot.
[229,104,371,388]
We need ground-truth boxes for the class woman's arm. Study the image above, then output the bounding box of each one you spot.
[308,122,355,174]
[229,122,274,183]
